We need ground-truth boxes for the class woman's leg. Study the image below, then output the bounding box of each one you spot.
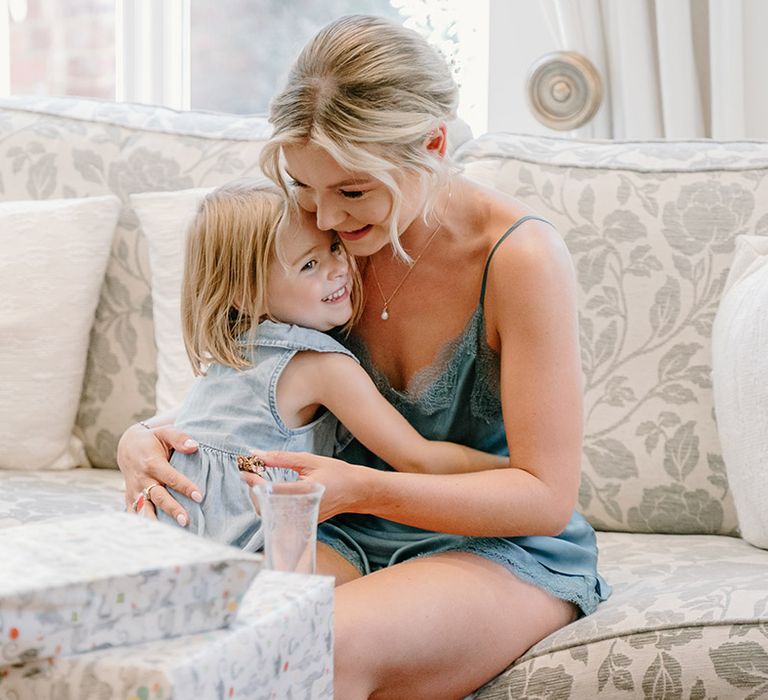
[334,551,578,700]
[317,541,364,586]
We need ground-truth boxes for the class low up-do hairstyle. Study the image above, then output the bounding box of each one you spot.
[181,180,284,375]
[260,14,459,261]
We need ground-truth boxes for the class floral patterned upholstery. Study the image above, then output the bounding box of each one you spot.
[477,532,768,699]
[0,468,124,528]
[2,97,768,698]
[456,134,768,537]
[453,134,768,696]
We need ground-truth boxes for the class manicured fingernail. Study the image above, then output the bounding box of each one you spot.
[191,491,203,503]
[176,513,188,526]
[183,439,198,449]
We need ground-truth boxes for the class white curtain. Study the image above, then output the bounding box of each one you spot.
[545,0,768,139]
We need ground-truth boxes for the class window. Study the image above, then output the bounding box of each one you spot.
[7,0,115,99]
[190,1,402,115]
[1,0,489,134]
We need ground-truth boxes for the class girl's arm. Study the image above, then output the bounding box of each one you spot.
[291,351,508,474]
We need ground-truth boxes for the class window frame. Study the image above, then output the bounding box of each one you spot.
[116,0,190,109]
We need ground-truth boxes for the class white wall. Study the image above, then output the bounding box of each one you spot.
[487,0,556,136]
[487,0,611,138]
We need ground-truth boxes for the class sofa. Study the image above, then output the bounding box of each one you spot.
[1,95,767,699]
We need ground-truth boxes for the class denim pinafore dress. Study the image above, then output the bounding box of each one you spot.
[159,320,357,551]
[318,217,611,616]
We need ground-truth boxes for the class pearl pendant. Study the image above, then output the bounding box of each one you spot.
[380,307,389,321]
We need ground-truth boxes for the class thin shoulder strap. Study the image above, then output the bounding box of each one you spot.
[479,215,553,307]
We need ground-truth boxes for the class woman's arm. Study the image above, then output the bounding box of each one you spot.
[293,351,508,474]
[256,220,583,537]
[116,414,203,523]
[245,452,562,535]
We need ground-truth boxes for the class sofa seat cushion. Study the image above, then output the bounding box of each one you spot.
[476,623,768,699]
[0,468,125,528]
[476,531,768,698]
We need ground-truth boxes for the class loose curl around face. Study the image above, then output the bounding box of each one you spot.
[260,14,460,261]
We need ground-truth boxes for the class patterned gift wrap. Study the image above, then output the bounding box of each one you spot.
[0,570,333,699]
[0,513,261,667]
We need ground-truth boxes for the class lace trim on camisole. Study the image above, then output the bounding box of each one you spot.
[343,216,551,426]
[344,306,502,424]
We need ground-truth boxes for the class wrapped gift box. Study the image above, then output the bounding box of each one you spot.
[0,570,333,699]
[0,513,261,666]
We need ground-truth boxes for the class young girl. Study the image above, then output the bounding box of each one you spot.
[157,180,507,550]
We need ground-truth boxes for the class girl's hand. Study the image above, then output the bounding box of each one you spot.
[116,422,203,525]
[240,450,370,522]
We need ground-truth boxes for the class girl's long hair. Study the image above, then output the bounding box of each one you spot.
[181,180,283,375]
[181,180,362,375]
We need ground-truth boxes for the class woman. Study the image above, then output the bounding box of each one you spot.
[118,15,609,699]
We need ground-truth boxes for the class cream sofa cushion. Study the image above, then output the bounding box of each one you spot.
[0,196,120,470]
[476,531,768,699]
[456,136,768,535]
[131,187,212,413]
[712,235,768,548]
[0,468,124,527]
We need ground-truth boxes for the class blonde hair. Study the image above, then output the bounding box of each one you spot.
[260,14,459,261]
[181,180,363,375]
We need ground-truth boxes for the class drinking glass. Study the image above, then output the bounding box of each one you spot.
[252,481,325,574]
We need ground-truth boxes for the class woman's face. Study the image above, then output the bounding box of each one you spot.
[282,143,425,257]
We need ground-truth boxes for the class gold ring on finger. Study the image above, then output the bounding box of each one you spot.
[143,482,162,504]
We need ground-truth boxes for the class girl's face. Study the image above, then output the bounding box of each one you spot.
[282,143,425,257]
[266,218,353,331]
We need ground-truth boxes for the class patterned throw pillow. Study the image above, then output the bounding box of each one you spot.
[456,135,768,535]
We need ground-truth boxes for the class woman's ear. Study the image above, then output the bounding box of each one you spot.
[425,123,448,158]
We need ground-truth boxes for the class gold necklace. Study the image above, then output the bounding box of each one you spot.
[369,221,442,321]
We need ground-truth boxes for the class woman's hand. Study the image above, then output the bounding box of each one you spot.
[116,422,203,525]
[240,450,371,522]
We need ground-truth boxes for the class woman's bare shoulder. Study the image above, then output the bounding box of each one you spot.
[461,177,567,272]
[464,181,575,336]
